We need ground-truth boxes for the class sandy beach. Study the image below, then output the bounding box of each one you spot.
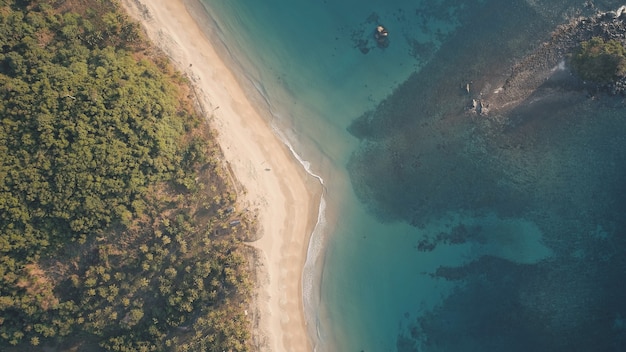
[121,1,319,351]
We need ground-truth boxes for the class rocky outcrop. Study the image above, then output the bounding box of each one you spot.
[477,6,626,117]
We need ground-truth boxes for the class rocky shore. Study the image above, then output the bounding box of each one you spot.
[469,5,626,118]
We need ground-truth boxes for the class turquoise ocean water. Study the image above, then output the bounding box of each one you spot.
[198,1,626,351]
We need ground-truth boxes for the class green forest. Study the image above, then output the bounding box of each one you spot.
[0,0,255,350]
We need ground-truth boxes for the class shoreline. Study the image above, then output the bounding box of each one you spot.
[120,1,322,351]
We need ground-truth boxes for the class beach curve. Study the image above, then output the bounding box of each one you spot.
[120,1,321,351]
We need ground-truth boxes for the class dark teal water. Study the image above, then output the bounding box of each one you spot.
[201,1,626,351]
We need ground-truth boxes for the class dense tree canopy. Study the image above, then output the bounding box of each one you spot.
[570,36,626,83]
[0,1,254,350]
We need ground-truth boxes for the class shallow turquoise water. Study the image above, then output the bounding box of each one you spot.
[200,1,626,351]
[200,1,467,349]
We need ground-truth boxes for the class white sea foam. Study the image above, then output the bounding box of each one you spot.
[551,59,566,72]
[238,47,329,348]
[195,1,452,349]
[195,5,330,349]
[270,122,327,351]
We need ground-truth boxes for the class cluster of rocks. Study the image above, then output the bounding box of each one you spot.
[466,5,626,118]
[374,25,389,48]
[468,98,489,116]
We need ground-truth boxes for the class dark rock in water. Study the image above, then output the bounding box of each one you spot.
[356,39,370,54]
[376,37,390,48]
[351,13,391,54]
[374,25,390,48]
[467,99,488,116]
